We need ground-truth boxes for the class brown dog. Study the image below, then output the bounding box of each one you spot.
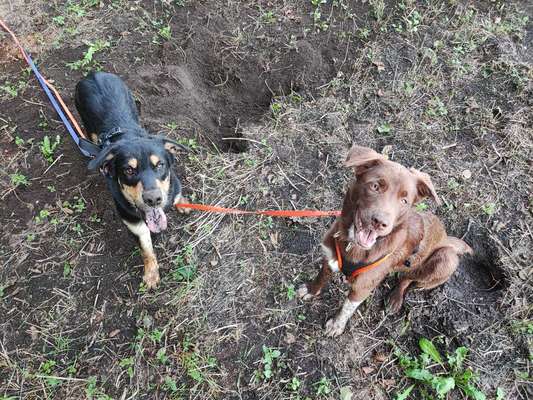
[298,146,473,336]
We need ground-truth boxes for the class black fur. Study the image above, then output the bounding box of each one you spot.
[75,71,185,225]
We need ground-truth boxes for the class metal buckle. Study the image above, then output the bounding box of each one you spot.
[98,127,123,145]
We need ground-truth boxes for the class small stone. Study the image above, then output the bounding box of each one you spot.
[462,169,472,179]
[362,366,375,375]
[109,329,121,338]
[284,332,296,344]
[142,314,154,329]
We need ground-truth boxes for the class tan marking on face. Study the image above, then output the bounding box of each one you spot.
[127,158,138,168]
[155,175,170,204]
[150,154,160,167]
[105,153,115,161]
[120,180,143,206]
[90,133,98,143]
[156,175,170,193]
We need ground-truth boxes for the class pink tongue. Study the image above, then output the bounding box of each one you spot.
[357,229,378,248]
[145,208,167,233]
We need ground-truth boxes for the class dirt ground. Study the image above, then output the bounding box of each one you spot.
[0,1,531,399]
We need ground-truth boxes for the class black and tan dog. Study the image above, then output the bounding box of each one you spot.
[75,71,189,289]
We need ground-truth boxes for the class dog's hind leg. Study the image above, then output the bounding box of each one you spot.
[123,220,160,289]
[389,245,461,313]
[414,245,461,290]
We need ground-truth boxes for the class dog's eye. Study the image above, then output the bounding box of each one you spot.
[155,161,164,170]
[371,182,380,191]
[401,198,408,205]
[124,167,136,176]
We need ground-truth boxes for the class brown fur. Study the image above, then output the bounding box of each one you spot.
[141,247,160,288]
[150,154,160,166]
[127,158,138,168]
[156,176,170,194]
[120,180,143,206]
[300,146,473,336]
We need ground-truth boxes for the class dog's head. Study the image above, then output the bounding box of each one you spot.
[343,145,440,249]
[88,136,187,233]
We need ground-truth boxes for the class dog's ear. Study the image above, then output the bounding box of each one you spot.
[153,136,189,157]
[344,145,386,176]
[88,145,118,177]
[410,168,441,206]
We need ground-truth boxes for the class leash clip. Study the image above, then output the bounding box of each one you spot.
[98,127,123,146]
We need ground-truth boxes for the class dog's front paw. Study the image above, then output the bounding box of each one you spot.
[297,284,318,300]
[143,270,160,290]
[325,318,346,337]
[174,195,192,214]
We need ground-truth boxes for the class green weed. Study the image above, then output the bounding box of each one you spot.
[261,10,276,24]
[10,172,29,188]
[172,245,197,282]
[314,376,331,396]
[39,359,61,387]
[0,74,28,99]
[119,357,135,379]
[481,202,496,216]
[86,376,112,400]
[258,216,274,239]
[426,97,448,118]
[256,345,282,381]
[179,338,217,384]
[287,376,302,391]
[67,40,110,72]
[39,135,61,163]
[285,284,296,300]
[158,25,172,40]
[63,261,73,278]
[310,0,329,31]
[156,348,169,365]
[377,123,392,135]
[394,337,486,399]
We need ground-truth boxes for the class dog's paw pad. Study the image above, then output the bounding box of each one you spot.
[325,318,346,337]
[143,271,160,290]
[297,284,317,300]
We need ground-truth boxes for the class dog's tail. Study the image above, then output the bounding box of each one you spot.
[446,236,473,255]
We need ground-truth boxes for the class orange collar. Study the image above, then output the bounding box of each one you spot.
[335,239,392,281]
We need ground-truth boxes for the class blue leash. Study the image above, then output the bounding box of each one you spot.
[23,52,96,158]
[0,17,98,158]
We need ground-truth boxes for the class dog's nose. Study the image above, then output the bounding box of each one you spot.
[143,189,163,207]
[371,216,388,230]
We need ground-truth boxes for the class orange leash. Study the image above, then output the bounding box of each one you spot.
[175,203,341,218]
[335,239,392,281]
[0,18,87,141]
